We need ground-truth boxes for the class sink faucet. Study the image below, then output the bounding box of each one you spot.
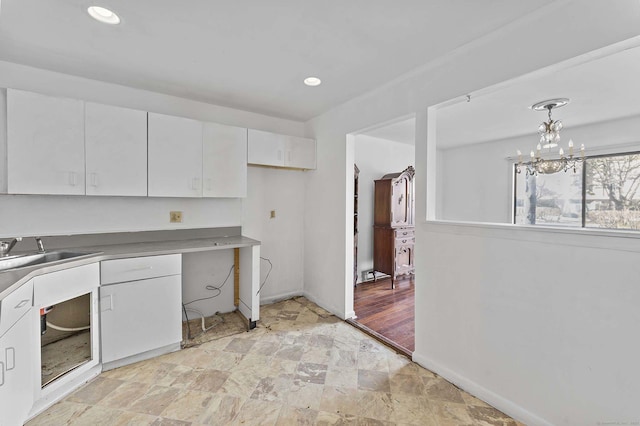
[0,237,23,257]
[35,237,46,253]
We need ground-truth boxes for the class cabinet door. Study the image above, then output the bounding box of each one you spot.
[203,123,247,197]
[391,177,410,226]
[100,275,182,363]
[148,113,203,197]
[85,103,148,196]
[0,312,34,426]
[7,89,85,195]
[285,136,316,169]
[247,129,285,167]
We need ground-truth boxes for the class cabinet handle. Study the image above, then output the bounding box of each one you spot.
[5,347,15,370]
[68,171,77,186]
[14,299,30,309]
[100,294,113,312]
[277,150,283,161]
[287,151,291,163]
[126,266,153,272]
[0,361,4,386]
[206,178,212,191]
[90,172,99,187]
[402,239,407,243]
[191,177,200,190]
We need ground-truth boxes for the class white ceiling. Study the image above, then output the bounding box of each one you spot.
[436,45,640,149]
[0,0,554,121]
[361,118,415,145]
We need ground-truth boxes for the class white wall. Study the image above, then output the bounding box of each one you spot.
[438,114,640,224]
[241,166,306,303]
[303,1,640,424]
[354,135,414,281]
[0,60,307,312]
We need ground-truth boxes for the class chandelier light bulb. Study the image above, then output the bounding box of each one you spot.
[515,98,584,176]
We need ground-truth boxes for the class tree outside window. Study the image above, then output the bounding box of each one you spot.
[514,152,640,230]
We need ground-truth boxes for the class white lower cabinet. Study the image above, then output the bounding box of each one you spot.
[0,312,34,426]
[100,255,182,369]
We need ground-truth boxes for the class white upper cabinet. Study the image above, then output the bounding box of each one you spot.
[203,122,247,198]
[247,129,316,170]
[85,102,148,196]
[148,113,203,198]
[7,89,85,195]
[287,135,316,169]
[247,129,285,167]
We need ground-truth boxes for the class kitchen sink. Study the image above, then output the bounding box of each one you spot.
[0,251,99,272]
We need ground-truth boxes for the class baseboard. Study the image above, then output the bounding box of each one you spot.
[260,290,304,305]
[102,343,181,371]
[412,352,552,426]
[302,291,346,319]
[345,310,356,319]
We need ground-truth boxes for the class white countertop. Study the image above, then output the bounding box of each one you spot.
[0,235,260,298]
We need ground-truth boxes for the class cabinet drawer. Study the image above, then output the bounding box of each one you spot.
[34,263,99,307]
[0,280,33,338]
[101,254,181,285]
[394,228,414,239]
[395,237,415,246]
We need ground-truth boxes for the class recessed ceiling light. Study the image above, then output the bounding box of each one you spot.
[304,77,322,87]
[87,6,120,25]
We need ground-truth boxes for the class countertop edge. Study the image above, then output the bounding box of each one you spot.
[0,236,261,299]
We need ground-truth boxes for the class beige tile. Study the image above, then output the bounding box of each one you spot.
[295,362,328,385]
[392,394,438,425]
[325,367,359,389]
[198,394,244,425]
[128,385,182,416]
[224,337,257,354]
[329,349,358,368]
[429,400,474,425]
[424,377,464,404]
[319,386,360,417]
[160,389,213,422]
[67,376,124,405]
[358,369,391,392]
[190,369,231,393]
[219,370,262,398]
[300,346,332,364]
[26,401,89,425]
[232,399,282,426]
[201,349,245,371]
[70,405,130,425]
[358,351,390,372]
[466,405,518,426]
[98,381,153,409]
[356,390,395,422]
[285,381,324,410]
[389,373,425,395]
[250,376,292,402]
[315,411,358,426]
[275,406,319,426]
[28,297,518,426]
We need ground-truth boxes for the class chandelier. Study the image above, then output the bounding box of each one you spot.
[515,98,584,176]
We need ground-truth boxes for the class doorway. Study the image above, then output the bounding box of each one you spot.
[348,116,416,355]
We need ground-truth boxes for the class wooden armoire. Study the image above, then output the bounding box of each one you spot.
[373,166,415,288]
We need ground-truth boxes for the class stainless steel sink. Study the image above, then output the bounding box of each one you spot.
[0,251,98,272]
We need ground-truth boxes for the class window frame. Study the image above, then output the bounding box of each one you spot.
[513,150,640,230]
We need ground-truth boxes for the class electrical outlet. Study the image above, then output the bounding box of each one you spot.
[170,211,183,223]
[270,210,276,219]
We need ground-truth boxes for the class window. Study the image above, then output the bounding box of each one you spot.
[514,152,640,230]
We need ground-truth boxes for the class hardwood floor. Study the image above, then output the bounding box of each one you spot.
[352,276,414,354]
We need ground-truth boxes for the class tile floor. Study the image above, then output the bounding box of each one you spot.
[28,297,522,425]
